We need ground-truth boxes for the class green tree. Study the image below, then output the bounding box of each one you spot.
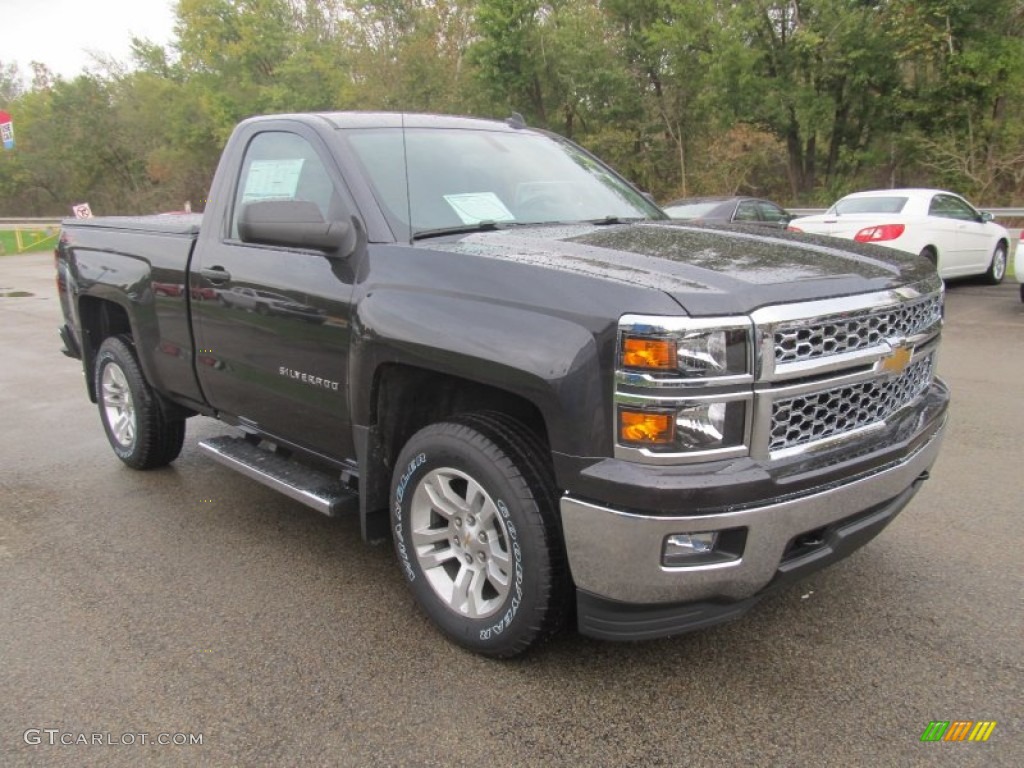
[888,0,1024,200]
[717,1,904,199]
[1,60,23,103]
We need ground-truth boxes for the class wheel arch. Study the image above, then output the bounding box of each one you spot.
[76,296,194,421]
[355,363,556,542]
[77,295,133,403]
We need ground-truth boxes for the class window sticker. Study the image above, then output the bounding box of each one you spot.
[443,192,515,224]
[242,159,305,203]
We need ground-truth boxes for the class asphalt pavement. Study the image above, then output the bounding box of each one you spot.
[1,252,1021,767]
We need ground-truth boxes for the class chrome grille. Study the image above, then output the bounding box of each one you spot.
[770,354,934,452]
[774,295,942,365]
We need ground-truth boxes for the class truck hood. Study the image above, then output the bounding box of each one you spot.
[432,221,934,316]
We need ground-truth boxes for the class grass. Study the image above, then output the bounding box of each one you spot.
[0,228,59,255]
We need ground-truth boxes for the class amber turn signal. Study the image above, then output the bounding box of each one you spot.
[622,337,675,370]
[619,409,674,445]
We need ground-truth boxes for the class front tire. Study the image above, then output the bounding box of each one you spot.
[983,243,1007,285]
[94,336,185,469]
[390,414,569,657]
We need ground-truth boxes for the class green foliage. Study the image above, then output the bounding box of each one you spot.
[0,0,1022,216]
[0,228,58,255]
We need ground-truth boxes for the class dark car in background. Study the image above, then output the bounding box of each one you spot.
[663,196,793,228]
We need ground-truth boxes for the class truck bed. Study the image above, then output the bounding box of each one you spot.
[58,213,206,411]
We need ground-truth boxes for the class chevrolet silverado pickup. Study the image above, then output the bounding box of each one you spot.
[56,112,949,657]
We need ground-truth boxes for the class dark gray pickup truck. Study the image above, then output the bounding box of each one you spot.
[56,112,949,657]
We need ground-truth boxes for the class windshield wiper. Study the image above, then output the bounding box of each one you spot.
[585,216,647,225]
[412,220,519,241]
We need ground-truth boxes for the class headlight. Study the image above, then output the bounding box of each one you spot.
[619,316,751,382]
[616,315,753,463]
[617,398,748,455]
[676,401,727,448]
[675,328,749,376]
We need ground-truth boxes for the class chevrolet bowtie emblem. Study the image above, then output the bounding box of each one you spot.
[877,343,913,374]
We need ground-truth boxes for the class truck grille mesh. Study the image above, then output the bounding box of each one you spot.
[770,353,935,452]
[774,295,942,365]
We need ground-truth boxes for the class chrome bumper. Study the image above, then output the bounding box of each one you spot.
[560,416,946,605]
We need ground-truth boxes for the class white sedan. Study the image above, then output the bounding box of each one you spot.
[788,189,1010,283]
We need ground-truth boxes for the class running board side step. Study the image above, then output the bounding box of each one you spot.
[199,436,359,517]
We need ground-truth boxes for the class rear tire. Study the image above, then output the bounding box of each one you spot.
[983,243,1007,285]
[390,413,569,657]
[919,246,938,270]
[94,335,185,469]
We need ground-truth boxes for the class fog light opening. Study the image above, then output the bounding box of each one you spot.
[662,528,746,567]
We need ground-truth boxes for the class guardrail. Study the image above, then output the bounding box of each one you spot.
[0,219,61,254]
[789,208,1024,218]
[0,217,64,228]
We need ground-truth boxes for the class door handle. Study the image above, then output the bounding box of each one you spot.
[199,266,231,284]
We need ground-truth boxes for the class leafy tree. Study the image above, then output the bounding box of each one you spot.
[1,60,23,103]
[2,0,1023,216]
[887,0,1024,199]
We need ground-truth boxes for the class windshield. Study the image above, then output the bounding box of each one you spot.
[832,196,908,215]
[343,127,664,239]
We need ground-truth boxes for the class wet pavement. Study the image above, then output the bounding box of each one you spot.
[1,252,1021,767]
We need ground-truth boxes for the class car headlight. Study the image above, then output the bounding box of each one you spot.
[615,315,753,462]
[618,317,751,381]
[616,398,748,455]
[675,327,749,376]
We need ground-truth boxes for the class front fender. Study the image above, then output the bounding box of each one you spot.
[350,287,613,458]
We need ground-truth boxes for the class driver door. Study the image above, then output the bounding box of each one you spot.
[191,128,358,460]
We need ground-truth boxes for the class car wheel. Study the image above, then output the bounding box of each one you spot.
[919,246,938,269]
[390,413,569,657]
[95,335,185,469]
[983,243,1007,285]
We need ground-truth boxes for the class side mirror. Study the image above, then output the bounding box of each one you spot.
[238,200,357,257]
[980,211,995,223]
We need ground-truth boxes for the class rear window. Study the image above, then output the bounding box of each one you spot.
[832,196,908,215]
[662,202,723,219]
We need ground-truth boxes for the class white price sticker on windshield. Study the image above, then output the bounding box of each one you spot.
[443,193,515,224]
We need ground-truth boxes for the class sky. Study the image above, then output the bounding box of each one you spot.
[2,0,177,84]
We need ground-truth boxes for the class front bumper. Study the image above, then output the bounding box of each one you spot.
[560,412,946,640]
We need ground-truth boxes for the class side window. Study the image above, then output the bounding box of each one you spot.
[929,194,977,222]
[734,201,759,222]
[231,132,341,239]
[757,201,788,223]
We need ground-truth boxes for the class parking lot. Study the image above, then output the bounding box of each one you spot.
[1,251,1021,767]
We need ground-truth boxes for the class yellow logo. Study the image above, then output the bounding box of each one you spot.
[877,344,913,375]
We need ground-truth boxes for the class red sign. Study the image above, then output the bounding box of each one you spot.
[0,110,13,150]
